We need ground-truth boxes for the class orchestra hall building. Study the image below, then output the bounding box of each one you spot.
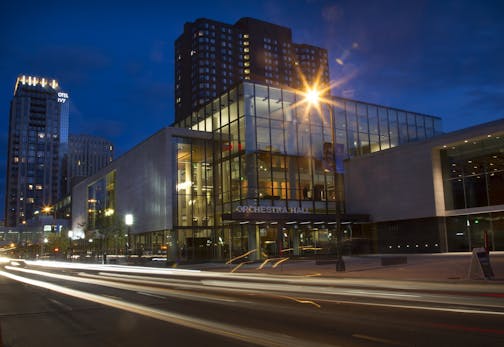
[71,81,503,261]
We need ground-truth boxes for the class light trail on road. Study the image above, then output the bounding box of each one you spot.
[0,269,335,347]
[2,261,504,347]
[4,263,504,316]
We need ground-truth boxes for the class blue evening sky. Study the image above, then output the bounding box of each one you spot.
[0,0,503,220]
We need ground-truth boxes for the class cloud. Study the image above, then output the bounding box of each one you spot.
[464,88,504,115]
[322,4,343,22]
[150,41,168,63]
[20,45,111,85]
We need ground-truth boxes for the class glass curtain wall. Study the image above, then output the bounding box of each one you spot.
[85,171,120,257]
[87,171,116,231]
[175,136,223,261]
[173,81,442,260]
[442,135,504,210]
[445,212,504,251]
[442,135,504,252]
[179,82,442,214]
[330,96,440,157]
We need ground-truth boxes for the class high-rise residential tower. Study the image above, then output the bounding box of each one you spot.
[175,17,329,121]
[61,134,114,197]
[4,75,69,226]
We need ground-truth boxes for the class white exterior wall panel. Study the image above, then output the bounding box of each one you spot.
[71,128,212,235]
[344,119,504,223]
[344,144,436,222]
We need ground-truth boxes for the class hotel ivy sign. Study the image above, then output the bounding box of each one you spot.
[57,92,69,103]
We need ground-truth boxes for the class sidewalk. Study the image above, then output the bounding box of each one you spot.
[192,252,504,285]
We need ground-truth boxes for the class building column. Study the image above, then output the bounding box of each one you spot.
[292,226,300,256]
[438,217,449,253]
[166,229,178,262]
[276,225,283,257]
[245,154,257,199]
[247,224,260,260]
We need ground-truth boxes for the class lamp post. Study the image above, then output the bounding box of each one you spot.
[39,205,53,260]
[125,214,133,263]
[305,87,345,271]
[68,230,73,261]
[330,105,345,272]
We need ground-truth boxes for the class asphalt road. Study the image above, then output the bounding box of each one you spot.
[1,261,503,347]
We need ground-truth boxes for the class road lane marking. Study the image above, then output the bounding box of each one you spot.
[102,294,122,301]
[427,322,504,335]
[48,298,72,311]
[95,271,197,284]
[137,291,167,300]
[350,290,420,298]
[317,298,504,316]
[0,270,336,347]
[352,334,407,346]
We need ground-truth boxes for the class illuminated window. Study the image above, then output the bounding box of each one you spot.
[35,184,43,190]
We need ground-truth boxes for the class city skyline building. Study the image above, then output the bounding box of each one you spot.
[61,134,114,197]
[175,17,329,122]
[4,75,69,226]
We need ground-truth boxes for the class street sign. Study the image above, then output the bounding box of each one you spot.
[468,248,494,280]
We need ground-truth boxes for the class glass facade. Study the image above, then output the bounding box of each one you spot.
[174,137,224,260]
[440,134,504,252]
[176,82,441,210]
[87,171,116,231]
[442,135,504,210]
[170,81,442,261]
[445,212,504,252]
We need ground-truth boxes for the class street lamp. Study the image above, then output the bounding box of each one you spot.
[305,88,321,105]
[303,86,345,271]
[125,214,133,263]
[39,205,53,259]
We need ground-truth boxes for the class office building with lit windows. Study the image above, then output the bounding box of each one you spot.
[5,75,69,227]
[175,17,329,122]
[61,134,114,197]
[71,81,446,261]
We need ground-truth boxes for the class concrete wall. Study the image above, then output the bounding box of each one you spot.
[344,143,437,222]
[71,127,212,235]
[344,119,504,223]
